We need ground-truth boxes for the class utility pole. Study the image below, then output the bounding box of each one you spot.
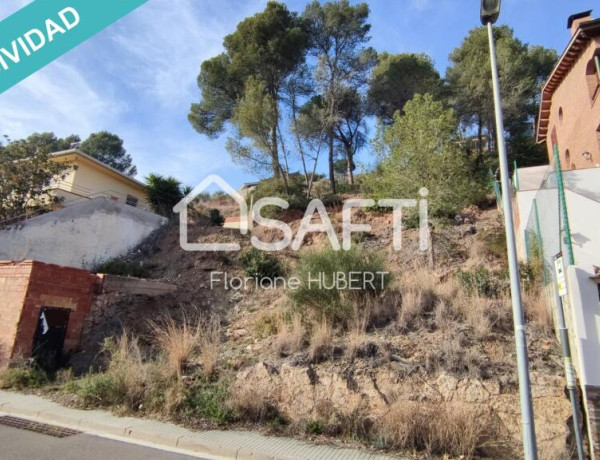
[481,1,538,458]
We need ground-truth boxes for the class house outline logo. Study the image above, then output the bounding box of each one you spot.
[173,174,248,252]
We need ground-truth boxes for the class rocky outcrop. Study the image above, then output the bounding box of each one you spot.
[235,361,572,455]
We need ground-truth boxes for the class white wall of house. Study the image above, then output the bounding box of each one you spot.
[564,188,600,271]
[0,197,166,269]
[566,266,600,386]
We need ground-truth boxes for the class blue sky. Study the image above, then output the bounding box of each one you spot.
[0,0,596,189]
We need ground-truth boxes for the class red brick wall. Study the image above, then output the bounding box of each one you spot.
[545,38,600,170]
[0,260,98,368]
[0,262,33,367]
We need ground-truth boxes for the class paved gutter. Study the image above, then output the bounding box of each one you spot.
[0,390,400,460]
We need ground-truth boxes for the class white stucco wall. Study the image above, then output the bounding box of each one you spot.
[564,188,600,272]
[565,266,600,386]
[0,197,166,269]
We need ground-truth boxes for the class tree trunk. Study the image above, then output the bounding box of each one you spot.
[477,114,483,158]
[345,143,354,186]
[328,132,336,194]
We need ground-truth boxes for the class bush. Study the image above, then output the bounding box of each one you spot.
[94,259,149,278]
[66,333,150,410]
[291,247,390,324]
[456,266,506,298]
[209,208,224,226]
[477,228,507,260]
[240,247,283,280]
[0,364,48,389]
[183,380,233,424]
[249,176,309,218]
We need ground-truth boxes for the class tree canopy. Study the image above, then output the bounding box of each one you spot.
[0,137,71,222]
[365,94,487,218]
[189,1,308,183]
[186,1,559,204]
[368,52,442,124]
[144,173,184,217]
[80,131,137,177]
[446,26,557,166]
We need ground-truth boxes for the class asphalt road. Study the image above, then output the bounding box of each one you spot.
[0,424,206,460]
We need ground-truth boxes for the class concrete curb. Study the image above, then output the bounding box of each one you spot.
[0,391,399,460]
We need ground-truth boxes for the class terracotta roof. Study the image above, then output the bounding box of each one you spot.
[536,19,600,144]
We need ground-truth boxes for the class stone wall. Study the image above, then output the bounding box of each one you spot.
[585,385,600,456]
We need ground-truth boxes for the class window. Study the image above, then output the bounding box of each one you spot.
[586,54,600,101]
[126,195,138,207]
[558,107,564,125]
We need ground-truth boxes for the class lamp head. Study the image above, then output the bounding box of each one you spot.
[481,0,501,25]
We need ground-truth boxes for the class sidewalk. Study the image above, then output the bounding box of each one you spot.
[0,390,398,460]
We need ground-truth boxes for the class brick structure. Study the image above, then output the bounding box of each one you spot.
[0,260,99,368]
[536,11,600,170]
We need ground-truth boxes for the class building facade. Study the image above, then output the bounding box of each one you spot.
[537,11,600,170]
[50,149,150,211]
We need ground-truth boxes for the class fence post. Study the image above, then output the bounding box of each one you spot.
[552,144,575,266]
[532,198,546,284]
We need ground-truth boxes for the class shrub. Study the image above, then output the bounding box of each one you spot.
[183,380,233,424]
[477,228,507,260]
[250,176,309,218]
[376,401,498,458]
[241,247,283,280]
[0,364,48,390]
[253,311,279,339]
[67,333,149,410]
[291,247,390,324]
[209,208,224,226]
[456,266,506,298]
[145,173,183,217]
[94,259,149,278]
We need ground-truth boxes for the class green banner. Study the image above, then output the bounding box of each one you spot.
[0,0,148,94]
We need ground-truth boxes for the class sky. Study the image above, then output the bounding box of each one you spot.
[0,0,596,189]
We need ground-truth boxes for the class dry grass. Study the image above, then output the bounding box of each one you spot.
[149,316,202,378]
[347,303,369,358]
[309,318,333,362]
[426,333,485,379]
[273,313,304,356]
[377,400,499,458]
[451,291,512,339]
[396,265,439,330]
[149,315,221,379]
[523,289,553,334]
[228,385,282,423]
[199,317,221,378]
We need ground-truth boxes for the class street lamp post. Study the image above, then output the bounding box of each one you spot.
[481,1,538,459]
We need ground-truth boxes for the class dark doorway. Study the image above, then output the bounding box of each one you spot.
[32,307,70,372]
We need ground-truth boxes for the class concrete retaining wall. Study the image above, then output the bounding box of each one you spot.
[566,265,600,457]
[0,197,166,269]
